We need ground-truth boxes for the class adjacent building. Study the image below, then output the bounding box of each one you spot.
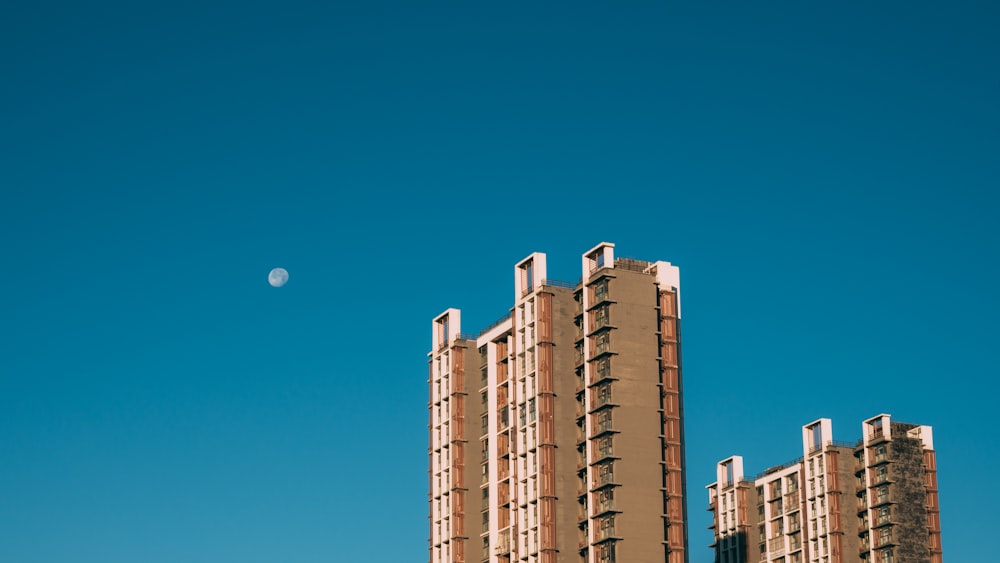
[706,415,942,563]
[428,243,689,563]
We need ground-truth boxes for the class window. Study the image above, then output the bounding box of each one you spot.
[787,473,798,492]
[597,488,614,512]
[597,461,614,485]
[596,382,612,406]
[598,514,615,539]
[593,279,609,302]
[770,480,782,499]
[594,305,610,329]
[595,357,611,380]
[875,465,888,483]
[528,398,536,423]
[597,435,613,458]
[594,331,610,355]
[810,423,822,452]
[788,512,800,532]
[438,315,449,348]
[871,418,884,439]
[597,541,615,563]
[878,527,891,546]
[522,260,534,293]
[877,506,891,525]
[596,409,612,433]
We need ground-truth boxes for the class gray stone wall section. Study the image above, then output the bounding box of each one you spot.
[889,423,931,563]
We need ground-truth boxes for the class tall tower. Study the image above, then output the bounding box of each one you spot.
[707,415,943,563]
[855,415,942,563]
[428,243,689,563]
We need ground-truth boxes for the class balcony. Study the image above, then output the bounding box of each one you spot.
[495,531,511,555]
[595,525,617,542]
[591,315,611,332]
[591,393,615,412]
[592,447,615,464]
[593,418,616,436]
[591,340,613,359]
[594,498,616,516]
[767,537,785,555]
[593,474,616,490]
[589,367,614,386]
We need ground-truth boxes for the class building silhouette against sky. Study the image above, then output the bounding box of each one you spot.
[706,415,943,563]
[428,243,689,563]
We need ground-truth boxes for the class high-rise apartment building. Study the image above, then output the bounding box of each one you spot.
[428,243,689,563]
[706,415,942,563]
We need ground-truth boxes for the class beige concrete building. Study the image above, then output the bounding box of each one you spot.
[428,243,689,563]
[706,415,942,563]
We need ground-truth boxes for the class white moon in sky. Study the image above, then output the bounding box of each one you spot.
[268,267,289,287]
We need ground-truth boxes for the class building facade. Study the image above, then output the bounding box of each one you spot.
[706,415,942,563]
[428,243,689,563]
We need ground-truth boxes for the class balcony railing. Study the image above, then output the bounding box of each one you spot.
[595,524,616,541]
[768,537,785,555]
[478,312,513,337]
[614,257,653,273]
[495,531,511,555]
[595,419,615,434]
[542,278,577,289]
[592,389,613,409]
[594,470,615,488]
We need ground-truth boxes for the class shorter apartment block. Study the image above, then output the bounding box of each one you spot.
[706,415,942,563]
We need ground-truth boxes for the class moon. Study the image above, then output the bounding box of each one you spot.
[268,267,289,287]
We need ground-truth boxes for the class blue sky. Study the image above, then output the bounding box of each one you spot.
[1,1,997,561]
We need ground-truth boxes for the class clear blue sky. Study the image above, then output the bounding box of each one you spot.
[1,1,997,561]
